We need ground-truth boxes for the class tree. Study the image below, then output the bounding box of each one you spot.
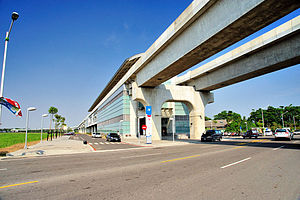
[213,110,242,132]
[48,106,58,131]
[54,114,61,131]
[205,116,211,121]
[214,111,228,120]
[60,117,66,133]
[249,105,300,130]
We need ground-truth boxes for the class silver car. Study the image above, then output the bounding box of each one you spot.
[92,132,102,138]
[274,128,293,140]
[293,129,300,135]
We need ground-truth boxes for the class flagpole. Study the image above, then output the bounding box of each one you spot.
[0,12,19,125]
[0,32,9,124]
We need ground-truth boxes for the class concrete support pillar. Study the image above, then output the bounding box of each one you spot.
[131,81,214,140]
[151,113,162,140]
[129,98,138,139]
[189,112,204,139]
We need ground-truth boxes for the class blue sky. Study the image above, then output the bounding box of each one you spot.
[0,0,299,129]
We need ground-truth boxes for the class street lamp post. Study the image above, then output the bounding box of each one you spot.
[0,12,19,125]
[41,114,48,143]
[261,109,265,136]
[24,107,36,149]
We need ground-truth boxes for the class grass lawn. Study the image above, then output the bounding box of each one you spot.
[0,132,47,148]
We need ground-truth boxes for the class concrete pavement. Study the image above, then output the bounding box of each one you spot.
[3,136,94,159]
[1,137,299,200]
[122,136,194,147]
[2,134,195,159]
[2,134,290,159]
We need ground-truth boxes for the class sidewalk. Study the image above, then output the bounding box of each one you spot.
[1,135,197,160]
[3,136,94,159]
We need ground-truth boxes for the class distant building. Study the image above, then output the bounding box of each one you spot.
[205,120,227,130]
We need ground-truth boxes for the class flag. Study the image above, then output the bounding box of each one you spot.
[0,97,22,117]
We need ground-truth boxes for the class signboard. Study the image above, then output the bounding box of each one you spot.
[142,125,147,130]
[145,106,152,144]
[146,106,152,115]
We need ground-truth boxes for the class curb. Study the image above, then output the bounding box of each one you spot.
[88,143,96,151]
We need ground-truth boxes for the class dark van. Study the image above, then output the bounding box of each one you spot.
[242,129,259,139]
[106,133,121,142]
[201,130,222,142]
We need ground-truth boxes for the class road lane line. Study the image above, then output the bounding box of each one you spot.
[0,168,7,171]
[94,143,98,145]
[0,181,38,189]
[251,140,264,143]
[221,157,251,169]
[273,145,285,151]
[121,153,162,159]
[236,143,247,145]
[161,154,201,163]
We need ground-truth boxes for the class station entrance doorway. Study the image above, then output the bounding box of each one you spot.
[138,117,146,136]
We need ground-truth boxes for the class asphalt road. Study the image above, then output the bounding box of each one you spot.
[1,137,300,200]
[75,134,140,151]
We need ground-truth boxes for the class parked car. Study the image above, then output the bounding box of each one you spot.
[274,128,293,140]
[264,129,273,136]
[64,132,75,135]
[106,133,121,142]
[201,130,222,142]
[243,129,259,139]
[92,132,102,138]
[293,129,300,135]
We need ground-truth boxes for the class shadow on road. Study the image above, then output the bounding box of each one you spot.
[163,136,300,150]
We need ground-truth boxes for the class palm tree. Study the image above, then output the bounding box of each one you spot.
[60,117,66,135]
[48,106,58,132]
[54,114,61,130]
[54,114,62,138]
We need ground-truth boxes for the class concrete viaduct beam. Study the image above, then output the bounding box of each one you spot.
[176,16,300,91]
[135,0,299,87]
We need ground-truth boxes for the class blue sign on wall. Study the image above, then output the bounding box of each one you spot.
[146,106,152,115]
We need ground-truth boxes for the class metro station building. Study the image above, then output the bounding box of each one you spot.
[76,0,298,140]
[78,54,191,139]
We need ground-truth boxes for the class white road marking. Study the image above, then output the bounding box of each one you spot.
[121,153,162,159]
[273,145,285,151]
[221,157,251,169]
[89,143,92,145]
[0,168,7,171]
[94,143,98,145]
[99,142,104,144]
[105,142,110,144]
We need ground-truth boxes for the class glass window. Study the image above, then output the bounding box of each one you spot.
[276,129,286,132]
